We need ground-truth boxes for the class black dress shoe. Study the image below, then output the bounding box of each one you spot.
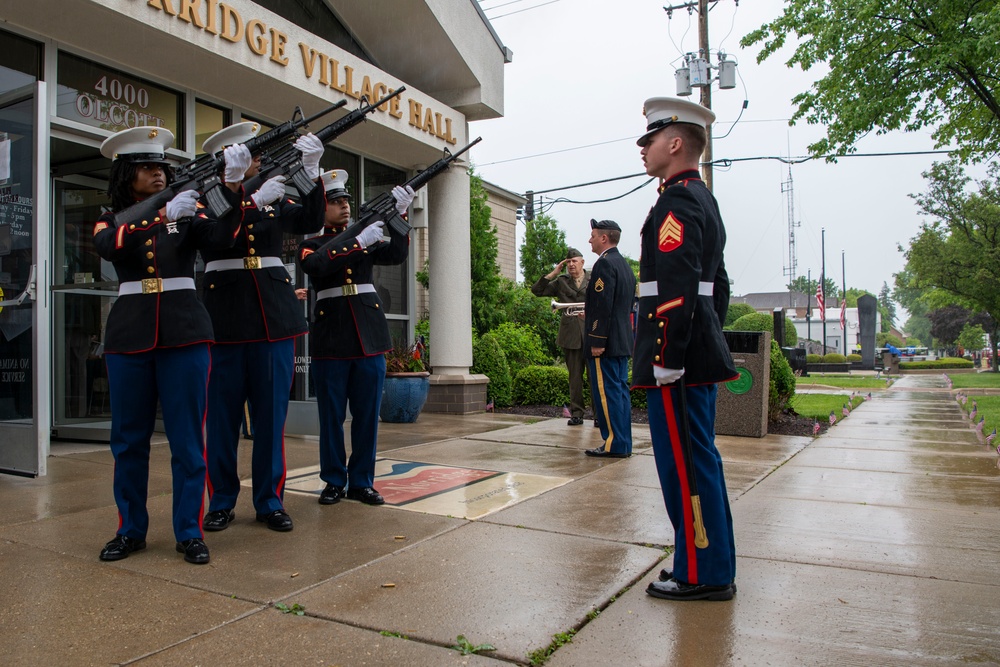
[319,484,345,505]
[584,446,630,458]
[646,578,733,601]
[346,486,385,505]
[567,416,584,426]
[256,509,294,532]
[203,509,235,532]
[176,538,210,564]
[659,569,736,593]
[593,420,600,428]
[99,535,146,561]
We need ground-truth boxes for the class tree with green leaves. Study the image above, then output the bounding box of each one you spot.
[957,323,986,357]
[878,282,897,330]
[469,168,503,336]
[519,213,567,286]
[902,160,1000,370]
[787,275,839,300]
[742,1,1000,162]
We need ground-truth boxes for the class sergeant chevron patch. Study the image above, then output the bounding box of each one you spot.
[659,213,683,252]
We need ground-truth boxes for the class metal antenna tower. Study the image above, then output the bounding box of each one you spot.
[781,164,800,286]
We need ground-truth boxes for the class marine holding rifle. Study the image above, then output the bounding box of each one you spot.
[632,97,739,601]
[298,170,413,507]
[200,123,327,535]
[94,126,248,566]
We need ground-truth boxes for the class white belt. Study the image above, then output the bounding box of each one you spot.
[638,281,713,298]
[118,277,196,296]
[316,283,376,300]
[205,257,283,272]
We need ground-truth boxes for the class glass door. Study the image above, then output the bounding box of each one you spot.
[0,82,47,476]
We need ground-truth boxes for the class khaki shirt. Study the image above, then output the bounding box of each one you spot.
[531,270,589,349]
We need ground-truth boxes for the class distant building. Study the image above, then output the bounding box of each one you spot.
[483,180,524,282]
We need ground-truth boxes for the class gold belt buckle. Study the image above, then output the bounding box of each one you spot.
[341,284,358,296]
[244,256,261,270]
[141,278,163,294]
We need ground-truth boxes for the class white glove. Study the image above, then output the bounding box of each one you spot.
[294,133,324,180]
[392,185,415,216]
[356,220,386,248]
[654,366,685,386]
[250,175,287,209]
[165,189,199,221]
[223,144,252,183]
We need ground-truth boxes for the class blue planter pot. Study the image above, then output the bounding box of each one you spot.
[380,373,430,423]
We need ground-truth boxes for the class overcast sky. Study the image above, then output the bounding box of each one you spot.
[467,0,979,321]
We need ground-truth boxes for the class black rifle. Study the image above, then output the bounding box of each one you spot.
[351,136,482,240]
[112,101,345,228]
[243,87,407,197]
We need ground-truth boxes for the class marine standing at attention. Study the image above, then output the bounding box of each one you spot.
[200,122,326,534]
[94,126,247,565]
[632,97,739,601]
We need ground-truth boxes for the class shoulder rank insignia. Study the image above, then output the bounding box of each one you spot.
[659,213,684,252]
[300,247,314,260]
[594,277,605,292]
[93,221,109,236]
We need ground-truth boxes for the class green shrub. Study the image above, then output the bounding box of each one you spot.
[489,322,551,374]
[900,357,975,369]
[769,340,796,420]
[806,353,822,364]
[513,365,572,405]
[494,278,562,360]
[822,353,847,363]
[730,312,798,347]
[724,302,757,328]
[472,333,513,407]
[847,353,862,362]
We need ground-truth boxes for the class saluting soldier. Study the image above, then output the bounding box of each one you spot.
[94,126,248,565]
[200,123,326,534]
[298,171,414,506]
[632,97,739,601]
[531,247,589,425]
[583,219,636,457]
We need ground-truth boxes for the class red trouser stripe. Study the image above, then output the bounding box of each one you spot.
[662,386,698,583]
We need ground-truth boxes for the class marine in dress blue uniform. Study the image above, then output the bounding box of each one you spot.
[298,171,413,506]
[583,219,637,458]
[200,123,326,533]
[94,126,247,565]
[631,98,739,601]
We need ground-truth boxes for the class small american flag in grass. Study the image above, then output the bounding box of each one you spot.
[829,410,836,425]
[842,404,850,417]
[986,427,997,448]
[562,404,571,418]
[485,399,494,412]
[977,416,986,432]
[813,421,821,435]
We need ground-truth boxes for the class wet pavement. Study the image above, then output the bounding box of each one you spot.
[2,374,999,665]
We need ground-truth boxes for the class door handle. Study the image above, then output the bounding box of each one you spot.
[0,264,36,307]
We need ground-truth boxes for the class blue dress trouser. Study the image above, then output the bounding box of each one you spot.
[587,355,633,455]
[206,339,294,515]
[646,383,735,586]
[312,354,386,489]
[105,345,209,543]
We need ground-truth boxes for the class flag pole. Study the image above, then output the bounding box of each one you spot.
[821,228,827,353]
[842,250,847,356]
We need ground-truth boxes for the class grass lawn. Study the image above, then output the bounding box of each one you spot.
[791,393,865,425]
[796,375,894,389]
[945,372,1000,389]
[955,394,1000,445]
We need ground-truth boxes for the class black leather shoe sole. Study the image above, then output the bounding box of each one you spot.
[647,580,733,601]
[176,539,210,564]
[346,488,385,505]
[99,536,147,561]
[203,509,235,532]
[256,510,294,532]
[584,447,630,458]
[659,569,737,594]
[319,485,345,505]
[567,417,584,426]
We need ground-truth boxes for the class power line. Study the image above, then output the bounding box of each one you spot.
[487,0,561,19]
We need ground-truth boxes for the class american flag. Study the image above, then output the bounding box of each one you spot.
[842,404,850,417]
[485,399,494,412]
[816,282,825,323]
[977,416,985,432]
[970,406,977,421]
[813,421,821,435]
[839,296,847,330]
[961,394,968,405]
[986,427,997,447]
[562,404,571,418]
[829,410,836,425]
[866,392,872,401]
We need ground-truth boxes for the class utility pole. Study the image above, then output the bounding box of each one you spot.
[698,0,713,190]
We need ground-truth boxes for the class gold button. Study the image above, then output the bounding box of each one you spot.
[249,248,256,255]
[248,224,254,229]
[659,322,665,328]
[146,252,153,259]
[141,220,148,226]
[285,278,290,282]
[656,339,662,344]
[319,310,324,316]
[146,266,155,274]
[154,216,161,222]
[248,235,255,241]
[129,224,136,230]
[145,239,152,246]
[353,244,359,249]
[647,313,652,320]
[655,355,660,362]
[375,304,379,309]
[342,247,348,252]
[209,284,215,289]
[331,250,336,255]
[269,213,275,218]
[346,279,353,284]
[346,269,352,275]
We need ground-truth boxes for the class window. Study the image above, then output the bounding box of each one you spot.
[195,101,230,155]
[0,28,41,95]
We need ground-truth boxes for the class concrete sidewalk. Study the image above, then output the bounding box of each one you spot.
[2,374,998,665]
